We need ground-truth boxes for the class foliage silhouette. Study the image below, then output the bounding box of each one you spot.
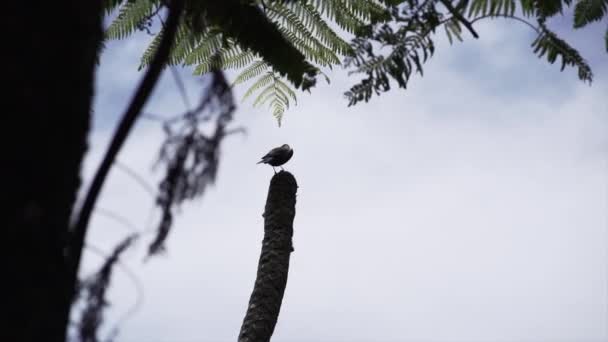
[345,0,604,106]
[104,0,388,124]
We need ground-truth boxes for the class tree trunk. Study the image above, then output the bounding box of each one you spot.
[238,171,298,342]
[1,2,102,341]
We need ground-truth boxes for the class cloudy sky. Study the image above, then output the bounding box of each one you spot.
[78,7,607,342]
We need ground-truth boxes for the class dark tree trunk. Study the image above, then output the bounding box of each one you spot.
[1,2,102,341]
[238,171,298,342]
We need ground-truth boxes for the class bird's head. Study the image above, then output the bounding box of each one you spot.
[281,144,291,150]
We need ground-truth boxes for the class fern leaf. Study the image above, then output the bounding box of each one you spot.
[574,0,608,28]
[105,0,157,40]
[342,0,390,21]
[467,0,517,17]
[102,0,125,15]
[267,5,342,66]
[444,19,463,44]
[271,99,286,126]
[273,86,291,109]
[193,47,256,75]
[242,73,275,101]
[232,60,270,85]
[277,27,341,66]
[311,0,366,33]
[531,22,593,82]
[520,0,536,16]
[534,0,567,17]
[289,2,354,55]
[169,23,208,66]
[139,28,163,70]
[274,78,298,105]
[183,33,225,66]
[252,84,277,107]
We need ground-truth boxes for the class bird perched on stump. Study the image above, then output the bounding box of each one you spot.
[257,144,293,173]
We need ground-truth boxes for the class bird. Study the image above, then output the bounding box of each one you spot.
[257,144,293,173]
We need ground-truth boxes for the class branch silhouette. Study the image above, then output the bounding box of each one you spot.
[67,0,185,305]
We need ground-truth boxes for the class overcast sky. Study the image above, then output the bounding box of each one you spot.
[78,8,607,342]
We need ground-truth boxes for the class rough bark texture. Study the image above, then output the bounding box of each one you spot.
[239,171,298,342]
[1,2,102,341]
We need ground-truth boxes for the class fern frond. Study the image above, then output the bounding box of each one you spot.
[259,83,289,126]
[277,27,341,66]
[271,98,286,126]
[467,0,517,17]
[311,0,366,33]
[345,26,435,106]
[266,5,342,66]
[534,0,568,17]
[105,0,158,40]
[169,24,209,66]
[242,73,292,126]
[232,60,270,86]
[138,21,206,69]
[252,84,278,107]
[183,32,225,66]
[289,2,354,55]
[574,0,608,28]
[444,18,463,44]
[274,78,298,105]
[274,86,291,108]
[532,21,593,82]
[341,0,390,21]
[102,0,125,15]
[193,47,256,75]
[139,28,163,70]
[242,72,275,100]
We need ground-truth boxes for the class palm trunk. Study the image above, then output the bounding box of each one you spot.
[238,171,298,342]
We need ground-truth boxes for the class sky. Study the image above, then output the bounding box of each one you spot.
[77,7,607,342]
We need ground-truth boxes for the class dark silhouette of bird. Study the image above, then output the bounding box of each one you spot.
[257,144,293,173]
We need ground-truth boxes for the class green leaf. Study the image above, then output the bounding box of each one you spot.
[573,0,608,28]
[531,22,593,83]
[467,0,517,17]
[252,84,277,107]
[139,28,163,70]
[105,0,157,40]
[535,0,566,17]
[102,0,125,15]
[274,78,298,105]
[242,73,275,101]
[183,33,224,66]
[232,60,270,86]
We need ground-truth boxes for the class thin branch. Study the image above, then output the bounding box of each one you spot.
[114,160,157,197]
[170,67,192,111]
[66,0,186,308]
[82,242,145,341]
[470,13,539,32]
[94,207,141,233]
[439,0,479,38]
[141,113,169,122]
